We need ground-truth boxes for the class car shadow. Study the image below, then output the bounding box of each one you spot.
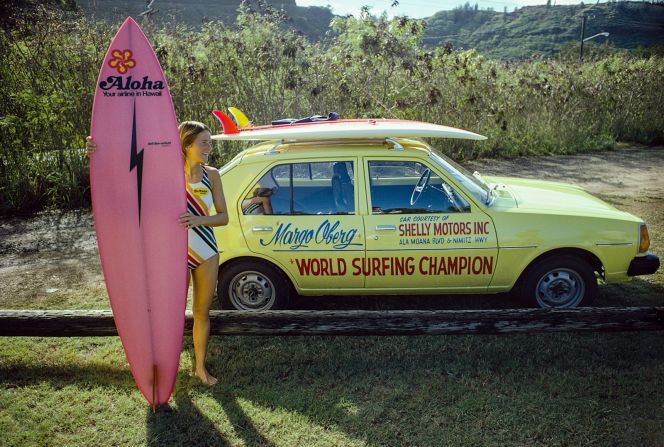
[287,291,522,311]
[194,327,664,446]
[597,277,664,307]
[281,278,664,311]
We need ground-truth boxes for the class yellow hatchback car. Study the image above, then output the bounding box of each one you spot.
[213,138,659,311]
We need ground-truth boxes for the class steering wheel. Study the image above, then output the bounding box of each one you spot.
[442,182,463,212]
[410,169,431,206]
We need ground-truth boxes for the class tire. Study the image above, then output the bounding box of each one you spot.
[217,260,290,311]
[519,255,598,308]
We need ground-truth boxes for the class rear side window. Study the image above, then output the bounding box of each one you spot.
[242,161,355,215]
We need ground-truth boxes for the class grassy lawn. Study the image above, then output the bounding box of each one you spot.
[2,309,664,446]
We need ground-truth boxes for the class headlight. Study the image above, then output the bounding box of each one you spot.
[639,224,650,254]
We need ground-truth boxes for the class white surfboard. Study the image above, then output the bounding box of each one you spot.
[211,119,486,141]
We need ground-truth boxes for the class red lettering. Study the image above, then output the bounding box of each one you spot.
[472,257,483,274]
[393,256,405,275]
[372,257,382,276]
[419,256,428,275]
[447,257,458,274]
[429,256,439,275]
[437,258,448,275]
[483,256,494,274]
[459,256,468,273]
[320,258,329,276]
[406,257,415,275]
[337,258,347,276]
[382,257,390,275]
[352,258,362,276]
[311,259,320,276]
[424,223,431,235]
[295,259,311,275]
[474,221,489,235]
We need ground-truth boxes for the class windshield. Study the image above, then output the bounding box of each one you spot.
[429,150,491,205]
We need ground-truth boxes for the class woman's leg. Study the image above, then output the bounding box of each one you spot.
[191,253,219,385]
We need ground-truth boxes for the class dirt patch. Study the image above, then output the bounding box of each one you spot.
[1,145,662,310]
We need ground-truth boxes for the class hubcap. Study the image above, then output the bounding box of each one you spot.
[228,271,276,311]
[535,268,585,308]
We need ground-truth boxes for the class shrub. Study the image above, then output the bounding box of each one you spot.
[1,6,663,214]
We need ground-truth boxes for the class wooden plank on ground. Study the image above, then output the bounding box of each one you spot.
[0,307,663,337]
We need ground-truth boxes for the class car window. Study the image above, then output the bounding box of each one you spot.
[368,160,469,214]
[243,161,355,215]
[429,150,490,205]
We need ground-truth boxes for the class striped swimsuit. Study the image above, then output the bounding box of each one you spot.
[186,168,218,270]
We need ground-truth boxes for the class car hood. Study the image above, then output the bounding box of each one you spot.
[486,176,625,216]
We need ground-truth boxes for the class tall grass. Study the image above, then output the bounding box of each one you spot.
[1,6,663,214]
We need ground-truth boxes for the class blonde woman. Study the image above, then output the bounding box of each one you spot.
[86,121,228,386]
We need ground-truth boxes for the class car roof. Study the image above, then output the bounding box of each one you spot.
[228,138,434,166]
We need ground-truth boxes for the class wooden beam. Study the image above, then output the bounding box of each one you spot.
[0,307,663,337]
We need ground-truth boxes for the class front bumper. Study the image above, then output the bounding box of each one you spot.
[628,253,660,276]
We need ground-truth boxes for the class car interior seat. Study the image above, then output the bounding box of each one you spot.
[331,162,354,214]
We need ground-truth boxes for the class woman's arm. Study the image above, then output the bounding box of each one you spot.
[201,167,229,227]
[179,168,228,229]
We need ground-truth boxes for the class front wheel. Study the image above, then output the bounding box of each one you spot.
[519,255,598,308]
[218,260,290,311]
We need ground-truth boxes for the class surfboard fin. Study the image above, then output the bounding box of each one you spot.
[228,107,253,129]
[212,110,240,134]
[152,364,158,412]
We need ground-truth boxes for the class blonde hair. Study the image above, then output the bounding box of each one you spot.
[178,121,211,159]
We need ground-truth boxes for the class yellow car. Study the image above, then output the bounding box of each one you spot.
[213,138,659,310]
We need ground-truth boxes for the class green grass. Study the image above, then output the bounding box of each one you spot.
[2,232,663,445]
[2,307,664,446]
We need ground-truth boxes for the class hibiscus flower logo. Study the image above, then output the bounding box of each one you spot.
[108,49,136,74]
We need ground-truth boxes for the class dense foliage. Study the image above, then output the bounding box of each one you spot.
[1,5,663,214]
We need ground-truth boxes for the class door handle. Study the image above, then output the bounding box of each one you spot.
[375,225,396,231]
[252,226,273,232]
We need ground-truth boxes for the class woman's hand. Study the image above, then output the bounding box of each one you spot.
[179,212,203,229]
[85,136,97,157]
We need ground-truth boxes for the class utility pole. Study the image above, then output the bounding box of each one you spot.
[579,15,587,61]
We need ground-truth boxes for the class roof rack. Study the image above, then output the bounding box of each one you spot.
[267,138,406,153]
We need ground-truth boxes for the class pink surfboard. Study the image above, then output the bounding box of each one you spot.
[90,17,187,407]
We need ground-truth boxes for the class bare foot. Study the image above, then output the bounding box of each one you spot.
[194,368,218,386]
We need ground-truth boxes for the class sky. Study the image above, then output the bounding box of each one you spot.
[296,0,601,17]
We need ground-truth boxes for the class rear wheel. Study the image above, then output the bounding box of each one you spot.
[218,260,290,311]
[520,255,598,308]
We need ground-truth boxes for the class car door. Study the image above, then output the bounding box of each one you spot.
[239,159,366,291]
[362,158,498,292]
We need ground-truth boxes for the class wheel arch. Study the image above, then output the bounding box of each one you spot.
[219,255,298,295]
[514,247,605,290]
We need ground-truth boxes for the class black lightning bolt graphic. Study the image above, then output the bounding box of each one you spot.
[129,103,145,224]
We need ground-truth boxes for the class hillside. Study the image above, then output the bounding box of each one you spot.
[75,0,333,40]
[424,1,664,58]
